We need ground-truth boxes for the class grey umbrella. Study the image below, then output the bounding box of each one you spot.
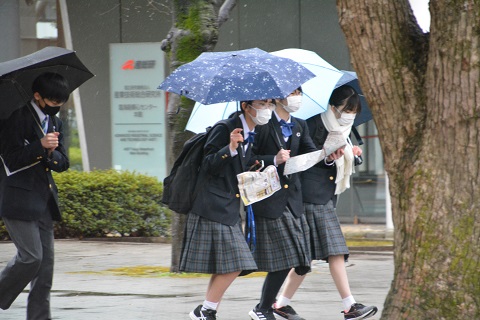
[0,46,94,119]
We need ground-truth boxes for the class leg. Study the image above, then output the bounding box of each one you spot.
[205,271,240,303]
[278,268,307,300]
[27,208,54,320]
[190,271,240,319]
[258,269,290,310]
[0,218,43,310]
[329,254,352,299]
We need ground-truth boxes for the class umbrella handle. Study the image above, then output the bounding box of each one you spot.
[351,126,364,145]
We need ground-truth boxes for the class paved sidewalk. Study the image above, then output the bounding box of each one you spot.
[0,239,393,320]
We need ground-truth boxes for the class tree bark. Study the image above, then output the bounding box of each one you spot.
[161,0,236,273]
[337,0,479,318]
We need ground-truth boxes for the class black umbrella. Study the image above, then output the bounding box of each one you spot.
[0,46,94,119]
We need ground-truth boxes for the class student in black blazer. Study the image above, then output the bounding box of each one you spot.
[0,72,70,320]
[182,99,276,320]
[247,88,317,320]
[274,85,377,320]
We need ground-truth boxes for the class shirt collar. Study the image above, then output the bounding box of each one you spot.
[273,110,291,123]
[30,99,47,122]
[239,113,254,139]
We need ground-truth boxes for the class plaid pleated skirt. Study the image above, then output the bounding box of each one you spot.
[179,213,258,274]
[252,208,311,273]
[304,200,349,261]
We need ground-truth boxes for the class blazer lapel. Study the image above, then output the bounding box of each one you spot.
[289,117,301,156]
[269,117,286,150]
[27,103,45,139]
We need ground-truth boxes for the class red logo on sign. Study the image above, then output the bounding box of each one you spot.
[122,60,135,70]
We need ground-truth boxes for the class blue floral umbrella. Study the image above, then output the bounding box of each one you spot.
[185,67,372,133]
[158,48,315,105]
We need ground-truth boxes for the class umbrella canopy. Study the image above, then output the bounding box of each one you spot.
[158,47,315,105]
[338,71,373,127]
[0,46,94,119]
[185,70,373,134]
[270,48,345,119]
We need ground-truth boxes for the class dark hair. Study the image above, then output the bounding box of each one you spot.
[328,85,361,113]
[31,72,70,103]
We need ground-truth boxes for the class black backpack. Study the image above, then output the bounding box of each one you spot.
[162,120,233,214]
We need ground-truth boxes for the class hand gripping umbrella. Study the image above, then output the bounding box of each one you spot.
[158,47,315,105]
[0,46,94,119]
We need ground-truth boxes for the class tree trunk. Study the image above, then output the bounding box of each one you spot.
[336,0,479,318]
[161,0,236,272]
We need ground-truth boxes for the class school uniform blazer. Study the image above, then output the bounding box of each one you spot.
[190,117,252,226]
[251,116,317,219]
[301,114,337,206]
[0,104,69,221]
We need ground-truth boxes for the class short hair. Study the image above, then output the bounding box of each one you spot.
[31,72,70,103]
[329,85,361,113]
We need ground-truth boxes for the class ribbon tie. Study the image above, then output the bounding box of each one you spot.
[243,131,256,145]
[41,115,49,134]
[245,205,256,252]
[279,119,294,138]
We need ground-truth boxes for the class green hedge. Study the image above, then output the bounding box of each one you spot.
[0,170,171,239]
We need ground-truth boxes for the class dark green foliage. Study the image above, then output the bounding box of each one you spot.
[0,170,171,239]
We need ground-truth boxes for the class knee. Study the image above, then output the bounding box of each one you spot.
[18,250,43,271]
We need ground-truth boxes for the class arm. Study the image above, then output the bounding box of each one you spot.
[0,109,45,172]
[44,117,69,172]
[201,123,239,176]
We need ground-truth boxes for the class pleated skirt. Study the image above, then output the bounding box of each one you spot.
[304,200,349,261]
[179,213,258,274]
[252,208,311,274]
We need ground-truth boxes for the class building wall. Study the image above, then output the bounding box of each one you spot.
[65,0,352,170]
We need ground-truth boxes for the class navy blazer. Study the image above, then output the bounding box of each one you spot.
[190,116,252,226]
[0,104,69,221]
[251,116,317,219]
[301,114,337,206]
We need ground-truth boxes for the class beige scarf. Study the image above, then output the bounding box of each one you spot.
[321,106,354,195]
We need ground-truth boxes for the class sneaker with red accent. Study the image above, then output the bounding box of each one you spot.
[341,303,378,320]
[249,305,276,320]
[273,305,305,320]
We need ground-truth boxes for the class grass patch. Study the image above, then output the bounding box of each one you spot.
[69,266,267,278]
[346,239,393,247]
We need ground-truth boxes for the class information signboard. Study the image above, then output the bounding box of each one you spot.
[110,43,166,181]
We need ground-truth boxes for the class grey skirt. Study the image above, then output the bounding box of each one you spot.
[304,200,349,261]
[252,208,311,273]
[179,213,258,274]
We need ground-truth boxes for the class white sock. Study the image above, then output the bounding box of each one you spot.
[342,295,356,311]
[275,295,291,308]
[202,300,218,311]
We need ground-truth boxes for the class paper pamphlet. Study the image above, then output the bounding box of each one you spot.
[283,131,347,175]
[237,165,281,206]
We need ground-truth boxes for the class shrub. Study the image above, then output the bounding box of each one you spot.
[0,170,171,239]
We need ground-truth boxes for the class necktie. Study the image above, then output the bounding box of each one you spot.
[243,131,256,145]
[279,119,294,138]
[41,115,49,134]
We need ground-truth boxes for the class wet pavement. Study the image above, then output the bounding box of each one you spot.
[0,226,394,320]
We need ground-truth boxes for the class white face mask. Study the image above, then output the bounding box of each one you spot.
[337,112,356,126]
[281,96,302,113]
[248,106,273,125]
